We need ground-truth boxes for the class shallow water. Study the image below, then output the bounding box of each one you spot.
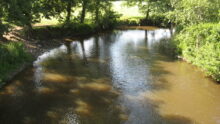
[0,29,220,124]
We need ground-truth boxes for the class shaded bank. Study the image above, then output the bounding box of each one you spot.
[0,23,117,85]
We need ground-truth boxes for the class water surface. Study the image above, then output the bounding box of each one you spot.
[0,29,220,124]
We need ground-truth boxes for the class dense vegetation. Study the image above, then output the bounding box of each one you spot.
[0,42,31,83]
[173,24,220,81]
[0,0,219,82]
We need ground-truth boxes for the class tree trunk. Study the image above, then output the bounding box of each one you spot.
[80,0,87,23]
[66,1,72,24]
[170,22,174,36]
[0,20,4,41]
[145,8,150,25]
[146,8,150,20]
[95,1,100,24]
[24,22,33,39]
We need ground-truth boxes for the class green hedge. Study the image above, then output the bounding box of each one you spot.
[173,23,220,81]
[0,42,31,83]
[32,23,99,40]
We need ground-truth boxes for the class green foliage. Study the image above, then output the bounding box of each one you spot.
[96,9,121,30]
[32,23,98,39]
[0,42,31,83]
[173,23,220,81]
[64,23,96,34]
[126,0,219,27]
[0,0,10,37]
[41,0,77,23]
[140,14,170,27]
[172,0,220,26]
[6,0,43,26]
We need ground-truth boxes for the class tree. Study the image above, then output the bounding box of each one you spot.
[5,0,43,37]
[173,0,219,25]
[66,0,75,23]
[41,0,77,24]
[0,0,9,40]
[88,0,111,24]
[80,0,88,23]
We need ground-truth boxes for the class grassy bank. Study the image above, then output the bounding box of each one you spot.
[173,23,220,81]
[0,42,32,84]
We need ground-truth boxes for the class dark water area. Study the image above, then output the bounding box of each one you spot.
[0,29,220,124]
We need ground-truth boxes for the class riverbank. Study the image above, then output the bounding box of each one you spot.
[1,23,219,86]
[172,23,220,82]
[0,23,116,86]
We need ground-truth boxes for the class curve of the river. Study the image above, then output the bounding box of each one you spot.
[0,29,220,124]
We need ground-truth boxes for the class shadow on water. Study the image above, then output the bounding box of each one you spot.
[0,29,203,124]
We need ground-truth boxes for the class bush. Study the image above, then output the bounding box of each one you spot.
[64,23,96,35]
[97,10,121,30]
[140,15,171,28]
[173,23,220,81]
[0,42,31,83]
[32,23,98,39]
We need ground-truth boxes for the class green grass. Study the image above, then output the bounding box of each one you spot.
[112,1,144,21]
[0,42,32,84]
[36,18,59,26]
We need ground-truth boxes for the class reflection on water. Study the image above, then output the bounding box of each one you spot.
[0,29,220,124]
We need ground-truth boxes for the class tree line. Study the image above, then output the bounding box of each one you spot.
[0,0,120,39]
[127,0,219,28]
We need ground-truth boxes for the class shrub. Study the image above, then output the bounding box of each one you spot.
[97,10,121,30]
[32,23,98,39]
[173,23,220,81]
[140,15,171,28]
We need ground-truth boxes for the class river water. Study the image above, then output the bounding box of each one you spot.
[0,29,220,124]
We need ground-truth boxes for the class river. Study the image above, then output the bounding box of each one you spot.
[0,29,220,124]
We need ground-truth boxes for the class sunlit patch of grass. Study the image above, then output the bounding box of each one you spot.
[35,18,59,26]
[112,1,144,20]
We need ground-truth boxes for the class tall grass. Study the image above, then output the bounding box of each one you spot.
[0,42,31,83]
